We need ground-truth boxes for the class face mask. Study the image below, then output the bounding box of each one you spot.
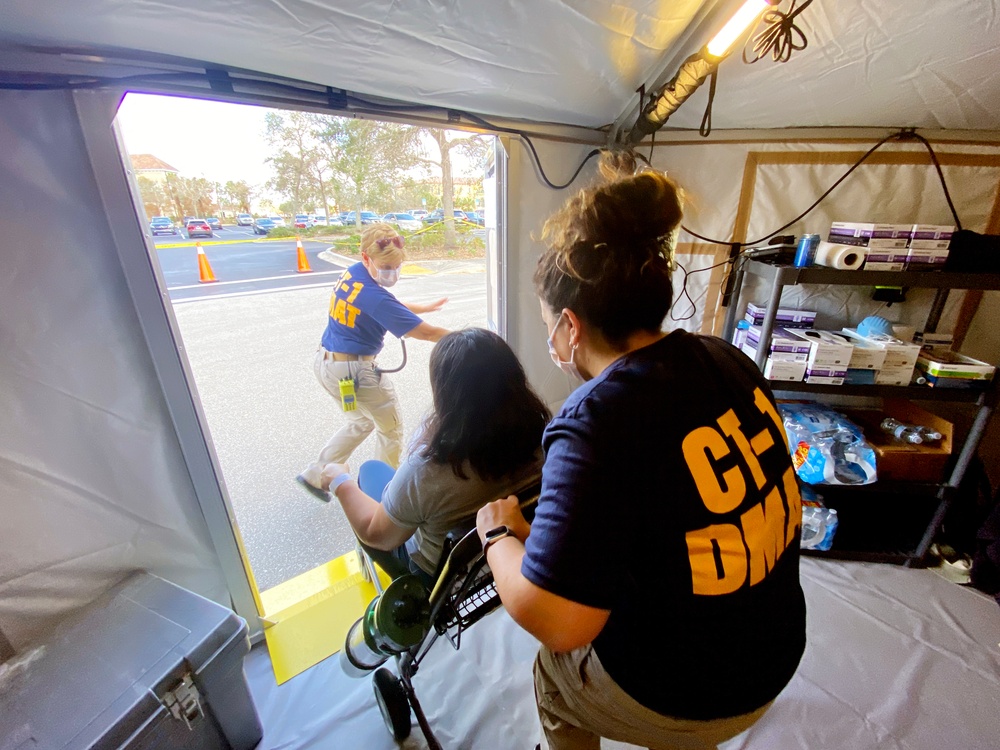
[375,267,400,287]
[546,313,584,382]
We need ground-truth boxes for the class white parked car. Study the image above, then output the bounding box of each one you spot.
[410,209,428,220]
[236,213,253,226]
[383,212,423,232]
[311,215,329,226]
[269,216,287,227]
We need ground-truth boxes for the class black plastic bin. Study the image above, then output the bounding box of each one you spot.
[0,572,262,749]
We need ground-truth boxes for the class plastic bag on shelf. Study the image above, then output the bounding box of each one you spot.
[779,401,878,485]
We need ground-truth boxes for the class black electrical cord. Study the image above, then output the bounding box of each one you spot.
[675,128,963,247]
[697,69,718,138]
[1,71,964,225]
[743,0,814,64]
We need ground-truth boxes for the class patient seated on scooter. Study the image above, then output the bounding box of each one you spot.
[316,328,549,586]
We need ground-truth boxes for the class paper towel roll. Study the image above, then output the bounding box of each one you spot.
[814,241,864,270]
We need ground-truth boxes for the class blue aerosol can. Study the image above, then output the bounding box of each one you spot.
[793,234,821,267]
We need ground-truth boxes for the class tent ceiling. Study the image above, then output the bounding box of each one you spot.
[2,0,999,133]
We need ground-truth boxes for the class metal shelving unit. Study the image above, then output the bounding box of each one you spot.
[722,259,1000,566]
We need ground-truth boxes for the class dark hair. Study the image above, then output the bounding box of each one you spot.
[533,150,683,348]
[418,328,550,481]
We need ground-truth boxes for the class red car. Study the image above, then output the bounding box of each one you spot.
[186,219,213,239]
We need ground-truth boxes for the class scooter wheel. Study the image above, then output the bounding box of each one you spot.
[373,667,411,741]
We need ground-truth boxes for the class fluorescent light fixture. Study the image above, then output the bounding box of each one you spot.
[706,0,769,58]
[625,0,779,142]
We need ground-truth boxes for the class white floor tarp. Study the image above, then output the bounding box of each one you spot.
[245,559,1000,749]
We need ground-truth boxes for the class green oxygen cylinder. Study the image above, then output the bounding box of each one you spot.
[340,575,429,678]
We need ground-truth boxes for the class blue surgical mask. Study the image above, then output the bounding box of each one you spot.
[546,313,584,382]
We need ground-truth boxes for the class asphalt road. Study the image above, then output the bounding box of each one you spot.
[153,225,340,300]
[171,257,489,591]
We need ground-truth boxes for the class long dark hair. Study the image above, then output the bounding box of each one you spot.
[418,328,550,481]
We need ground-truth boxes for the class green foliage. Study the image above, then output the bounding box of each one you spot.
[405,222,485,253]
[264,225,354,240]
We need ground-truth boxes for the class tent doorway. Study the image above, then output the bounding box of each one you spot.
[113,92,498,678]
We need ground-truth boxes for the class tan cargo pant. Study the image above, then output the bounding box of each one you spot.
[313,350,404,469]
[534,645,772,750]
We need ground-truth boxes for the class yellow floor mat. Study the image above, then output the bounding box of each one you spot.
[260,552,391,684]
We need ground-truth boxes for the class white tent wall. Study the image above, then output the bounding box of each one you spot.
[648,137,1000,343]
[502,136,600,412]
[0,88,230,650]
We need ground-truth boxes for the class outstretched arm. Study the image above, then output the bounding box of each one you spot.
[403,297,448,315]
[321,464,415,551]
[404,320,450,342]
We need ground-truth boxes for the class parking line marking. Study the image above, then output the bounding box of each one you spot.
[168,269,345,291]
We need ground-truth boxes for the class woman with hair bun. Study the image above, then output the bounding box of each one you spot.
[477,153,806,750]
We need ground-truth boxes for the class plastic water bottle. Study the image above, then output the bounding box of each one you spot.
[880,417,923,444]
[915,425,943,443]
[801,506,839,551]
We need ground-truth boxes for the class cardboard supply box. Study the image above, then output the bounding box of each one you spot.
[910,224,956,241]
[863,241,910,271]
[834,332,887,370]
[841,328,921,369]
[762,357,808,381]
[916,350,996,381]
[913,331,954,353]
[746,325,813,355]
[829,222,912,241]
[842,401,953,483]
[745,302,816,328]
[785,329,855,368]
[804,365,846,385]
[906,239,950,269]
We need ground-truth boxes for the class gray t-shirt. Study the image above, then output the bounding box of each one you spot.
[381,450,542,576]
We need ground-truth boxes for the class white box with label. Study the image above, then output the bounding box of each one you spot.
[785,329,855,367]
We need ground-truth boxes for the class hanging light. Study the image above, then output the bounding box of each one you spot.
[706,0,771,58]
[627,0,776,142]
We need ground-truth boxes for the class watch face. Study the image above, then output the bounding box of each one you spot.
[485,525,509,541]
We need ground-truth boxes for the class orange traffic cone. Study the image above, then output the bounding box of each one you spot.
[196,242,217,283]
[296,237,312,273]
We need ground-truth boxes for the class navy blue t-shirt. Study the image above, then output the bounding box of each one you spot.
[522,330,806,720]
[320,262,422,355]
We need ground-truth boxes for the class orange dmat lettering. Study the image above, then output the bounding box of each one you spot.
[682,426,746,514]
[683,388,800,594]
[686,524,748,595]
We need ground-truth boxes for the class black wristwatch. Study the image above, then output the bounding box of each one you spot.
[482,525,512,555]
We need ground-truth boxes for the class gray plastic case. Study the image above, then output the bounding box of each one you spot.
[0,572,262,749]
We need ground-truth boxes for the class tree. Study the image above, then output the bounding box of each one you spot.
[314,117,423,229]
[418,130,489,249]
[264,111,324,214]
[136,176,168,219]
[221,180,255,214]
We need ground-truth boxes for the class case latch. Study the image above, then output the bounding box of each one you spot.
[162,673,204,730]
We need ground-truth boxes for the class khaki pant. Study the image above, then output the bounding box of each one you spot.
[534,645,772,750]
[313,351,404,469]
